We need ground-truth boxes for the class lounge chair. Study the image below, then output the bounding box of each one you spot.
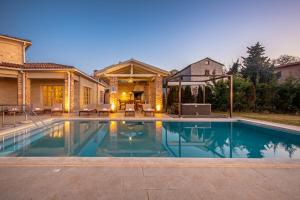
[97,104,111,116]
[7,105,21,115]
[79,104,96,116]
[31,104,44,114]
[125,104,135,117]
[142,104,155,116]
[51,104,63,116]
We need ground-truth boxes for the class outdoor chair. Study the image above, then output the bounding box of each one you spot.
[7,105,21,115]
[31,104,44,114]
[142,104,155,116]
[79,104,96,116]
[51,104,63,116]
[125,104,135,117]
[97,104,111,116]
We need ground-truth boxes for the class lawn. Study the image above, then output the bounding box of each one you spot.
[233,112,300,127]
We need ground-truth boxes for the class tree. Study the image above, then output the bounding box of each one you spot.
[196,86,204,103]
[228,59,240,75]
[182,85,193,103]
[241,42,274,110]
[273,55,299,66]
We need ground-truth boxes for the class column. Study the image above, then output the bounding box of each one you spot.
[17,73,23,106]
[155,75,163,112]
[109,77,118,111]
[64,72,75,112]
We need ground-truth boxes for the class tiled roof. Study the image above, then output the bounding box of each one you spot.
[24,63,75,69]
[0,62,23,69]
[0,62,75,69]
[0,34,31,43]
[276,61,300,69]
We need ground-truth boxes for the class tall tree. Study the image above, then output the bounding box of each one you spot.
[273,55,300,66]
[227,59,240,75]
[241,42,274,110]
[182,85,193,103]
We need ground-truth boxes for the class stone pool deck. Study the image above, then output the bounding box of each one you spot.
[1,157,300,200]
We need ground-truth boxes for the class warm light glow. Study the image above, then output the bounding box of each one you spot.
[128,78,133,83]
[111,103,116,111]
[156,104,161,111]
[122,92,126,95]
[109,121,117,135]
[122,121,126,124]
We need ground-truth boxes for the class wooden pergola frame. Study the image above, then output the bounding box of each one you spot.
[166,74,233,118]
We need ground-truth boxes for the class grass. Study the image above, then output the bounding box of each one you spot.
[232,112,300,127]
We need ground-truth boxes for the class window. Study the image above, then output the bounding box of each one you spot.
[42,86,63,107]
[83,87,91,105]
[276,71,282,79]
[205,60,210,65]
[205,70,210,75]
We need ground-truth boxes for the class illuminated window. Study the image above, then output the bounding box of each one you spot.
[83,87,91,105]
[42,86,63,106]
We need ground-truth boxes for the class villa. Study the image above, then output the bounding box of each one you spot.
[1,34,300,200]
[275,61,300,82]
[0,35,106,112]
[94,59,169,112]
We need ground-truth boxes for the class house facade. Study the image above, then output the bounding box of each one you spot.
[94,59,169,111]
[275,62,300,83]
[168,57,224,83]
[0,35,105,112]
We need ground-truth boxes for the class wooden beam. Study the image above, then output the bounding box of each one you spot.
[104,74,156,77]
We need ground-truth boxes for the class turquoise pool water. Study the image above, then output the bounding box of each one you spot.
[1,120,300,158]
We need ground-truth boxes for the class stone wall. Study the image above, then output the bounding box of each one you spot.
[275,64,300,83]
[0,77,18,105]
[155,76,163,111]
[0,37,24,64]
[109,77,118,110]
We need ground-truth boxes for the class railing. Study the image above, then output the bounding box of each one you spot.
[0,104,47,128]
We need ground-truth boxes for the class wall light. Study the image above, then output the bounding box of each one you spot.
[156,104,161,112]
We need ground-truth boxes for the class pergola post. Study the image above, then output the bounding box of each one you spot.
[178,76,182,118]
[229,75,233,118]
[165,80,168,113]
[202,85,205,103]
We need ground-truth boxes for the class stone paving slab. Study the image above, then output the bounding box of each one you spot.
[0,158,300,200]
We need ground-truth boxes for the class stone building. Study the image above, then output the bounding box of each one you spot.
[0,35,106,112]
[275,61,300,83]
[94,59,169,111]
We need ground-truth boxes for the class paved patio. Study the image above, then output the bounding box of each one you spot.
[0,158,300,200]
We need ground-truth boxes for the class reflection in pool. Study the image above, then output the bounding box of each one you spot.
[1,120,300,158]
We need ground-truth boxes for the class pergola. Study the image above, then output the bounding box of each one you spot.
[166,74,233,118]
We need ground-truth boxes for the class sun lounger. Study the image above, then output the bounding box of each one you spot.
[97,104,111,116]
[7,106,21,115]
[142,104,155,116]
[51,103,63,116]
[79,104,96,116]
[125,104,135,117]
[31,104,44,114]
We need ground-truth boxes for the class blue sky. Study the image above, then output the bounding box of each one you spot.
[1,0,300,73]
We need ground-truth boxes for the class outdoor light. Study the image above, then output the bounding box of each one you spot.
[111,103,115,111]
[128,78,133,83]
[129,137,132,141]
[156,104,161,112]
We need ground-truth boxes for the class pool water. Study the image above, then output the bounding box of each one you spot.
[1,120,300,158]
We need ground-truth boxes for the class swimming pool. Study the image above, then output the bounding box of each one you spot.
[1,120,300,158]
